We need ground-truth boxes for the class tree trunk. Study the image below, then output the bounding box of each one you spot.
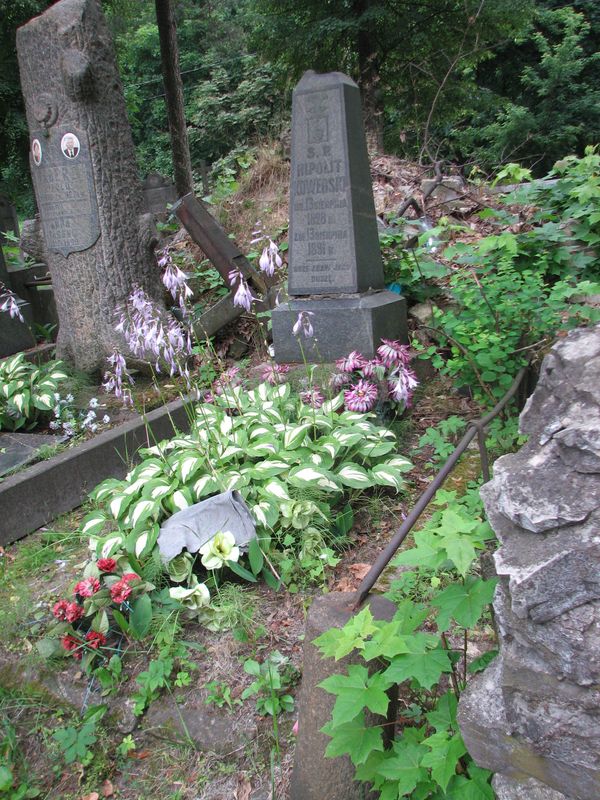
[155,0,193,197]
[356,0,384,154]
[17,0,162,374]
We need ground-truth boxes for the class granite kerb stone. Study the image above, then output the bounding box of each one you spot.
[0,395,192,546]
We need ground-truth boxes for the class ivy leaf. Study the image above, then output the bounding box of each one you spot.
[319,665,392,727]
[421,731,467,791]
[321,713,383,765]
[313,606,377,660]
[376,739,428,796]
[383,646,452,690]
[432,577,497,631]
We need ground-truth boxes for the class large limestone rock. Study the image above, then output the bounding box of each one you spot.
[458,324,600,800]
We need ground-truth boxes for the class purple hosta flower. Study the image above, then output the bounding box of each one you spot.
[377,339,411,369]
[250,220,265,245]
[228,269,255,312]
[116,287,192,380]
[344,379,379,413]
[260,362,290,386]
[330,372,352,390]
[361,358,385,380]
[0,284,24,323]
[388,367,419,407]
[299,387,325,408]
[162,261,193,309]
[213,365,241,396]
[259,240,282,277]
[103,350,134,406]
[203,390,216,404]
[292,311,314,339]
[336,351,366,373]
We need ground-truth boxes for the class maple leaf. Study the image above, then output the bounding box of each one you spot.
[383,646,452,690]
[421,731,467,791]
[432,577,497,630]
[321,713,384,765]
[319,664,392,727]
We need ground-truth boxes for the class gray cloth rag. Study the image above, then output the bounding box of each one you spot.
[158,490,257,562]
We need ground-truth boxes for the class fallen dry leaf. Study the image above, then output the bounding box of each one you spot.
[348,563,371,580]
[101,780,114,797]
[81,793,99,800]
[333,576,356,592]
[235,776,252,800]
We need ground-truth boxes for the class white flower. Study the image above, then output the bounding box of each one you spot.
[89,397,99,409]
[66,394,74,403]
[169,577,210,610]
[102,415,110,424]
[199,530,240,570]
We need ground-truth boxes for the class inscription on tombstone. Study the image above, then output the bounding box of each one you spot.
[288,71,384,296]
[29,127,100,257]
[142,172,178,215]
[273,71,405,363]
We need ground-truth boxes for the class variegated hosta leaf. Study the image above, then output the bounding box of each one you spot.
[251,500,279,529]
[316,437,342,459]
[219,415,234,435]
[123,477,147,497]
[142,479,175,501]
[220,471,249,491]
[249,459,290,478]
[370,464,405,491]
[336,462,374,489]
[331,427,363,448]
[250,425,275,440]
[321,392,345,414]
[109,492,135,520]
[287,466,342,493]
[306,450,334,470]
[134,524,159,559]
[261,479,291,501]
[358,439,397,458]
[99,534,124,558]
[192,474,220,500]
[283,422,312,450]
[246,440,279,457]
[383,455,413,472]
[167,488,193,512]
[128,498,160,531]
[81,511,108,537]
[176,453,204,483]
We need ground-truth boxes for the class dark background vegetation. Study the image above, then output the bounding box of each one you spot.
[1,0,599,212]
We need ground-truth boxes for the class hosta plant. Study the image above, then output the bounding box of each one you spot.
[0,354,69,431]
[81,381,412,595]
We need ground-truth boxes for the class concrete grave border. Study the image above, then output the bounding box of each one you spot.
[0,396,192,546]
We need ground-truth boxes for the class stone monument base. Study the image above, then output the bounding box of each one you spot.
[272,291,407,363]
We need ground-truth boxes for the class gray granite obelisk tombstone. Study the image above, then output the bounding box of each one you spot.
[17,0,162,373]
[272,71,407,362]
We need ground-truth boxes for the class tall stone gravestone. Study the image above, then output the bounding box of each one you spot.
[142,172,178,216]
[17,0,162,373]
[272,71,406,362]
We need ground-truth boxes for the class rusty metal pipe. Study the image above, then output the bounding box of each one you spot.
[352,365,529,609]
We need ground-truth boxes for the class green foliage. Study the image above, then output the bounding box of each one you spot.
[315,488,497,798]
[83,381,411,592]
[204,680,241,711]
[418,417,467,466]
[52,706,106,765]
[131,654,174,716]
[0,718,40,798]
[416,152,600,403]
[453,6,600,173]
[0,355,69,432]
[241,651,297,717]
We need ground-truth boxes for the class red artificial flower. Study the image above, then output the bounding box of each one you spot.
[85,631,107,649]
[52,599,70,620]
[121,572,140,583]
[61,634,82,660]
[73,577,101,598]
[110,579,132,604]
[97,557,117,573]
[65,602,85,623]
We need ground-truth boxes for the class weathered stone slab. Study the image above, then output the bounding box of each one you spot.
[272,292,407,362]
[290,593,395,800]
[0,431,66,477]
[142,171,177,215]
[288,71,383,295]
[493,774,574,800]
